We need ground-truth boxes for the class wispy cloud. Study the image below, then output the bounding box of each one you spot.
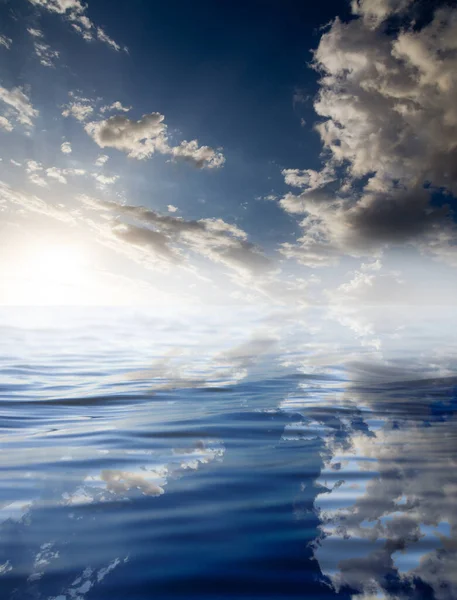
[0,86,38,128]
[0,35,12,50]
[27,0,126,51]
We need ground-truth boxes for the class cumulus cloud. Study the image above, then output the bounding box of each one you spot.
[0,85,38,127]
[84,113,225,168]
[85,113,166,158]
[61,141,72,154]
[278,3,457,267]
[27,0,125,51]
[0,35,12,49]
[167,204,178,213]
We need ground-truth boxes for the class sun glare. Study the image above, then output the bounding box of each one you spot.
[9,241,92,305]
[30,243,87,281]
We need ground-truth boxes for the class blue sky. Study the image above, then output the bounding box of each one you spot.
[0,0,457,306]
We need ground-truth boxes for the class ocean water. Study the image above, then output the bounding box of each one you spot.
[0,306,456,600]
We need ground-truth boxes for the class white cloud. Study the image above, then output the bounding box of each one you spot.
[26,160,43,173]
[92,173,119,187]
[46,166,85,184]
[0,35,12,49]
[21,160,85,185]
[168,139,225,169]
[84,113,166,158]
[33,41,60,67]
[24,160,47,187]
[96,27,120,52]
[29,173,48,187]
[27,27,44,38]
[95,154,109,166]
[0,116,13,132]
[167,205,178,213]
[100,101,131,113]
[332,268,406,305]
[0,85,38,127]
[351,0,414,29]
[27,0,126,51]
[45,167,67,184]
[61,141,72,154]
[62,94,94,121]
[85,113,225,168]
[282,166,335,190]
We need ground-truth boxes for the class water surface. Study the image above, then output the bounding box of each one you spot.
[0,307,456,600]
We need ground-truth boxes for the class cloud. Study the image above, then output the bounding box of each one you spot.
[100,101,131,113]
[80,196,272,280]
[85,113,225,168]
[0,85,38,127]
[277,4,457,267]
[95,154,109,166]
[61,141,72,154]
[0,35,12,49]
[27,0,125,51]
[29,173,48,187]
[330,267,408,306]
[282,166,335,190]
[168,139,226,169]
[26,159,43,172]
[27,28,44,38]
[92,173,119,187]
[167,204,178,213]
[33,41,60,67]
[351,0,414,29]
[96,27,121,51]
[46,166,85,184]
[25,160,48,187]
[22,160,85,185]
[62,94,94,121]
[0,116,13,132]
[85,113,166,158]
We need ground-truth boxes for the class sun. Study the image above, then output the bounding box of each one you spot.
[29,243,87,282]
[10,240,92,305]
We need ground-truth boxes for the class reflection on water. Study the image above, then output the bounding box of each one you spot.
[0,306,456,599]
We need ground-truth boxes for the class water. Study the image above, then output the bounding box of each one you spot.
[0,306,456,600]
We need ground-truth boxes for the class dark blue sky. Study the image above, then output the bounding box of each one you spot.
[0,0,352,249]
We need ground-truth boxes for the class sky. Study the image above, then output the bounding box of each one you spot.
[0,0,457,307]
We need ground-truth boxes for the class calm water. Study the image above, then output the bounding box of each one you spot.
[0,307,456,600]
